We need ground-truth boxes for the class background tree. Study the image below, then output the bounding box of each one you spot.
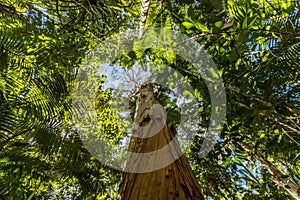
[0,0,299,199]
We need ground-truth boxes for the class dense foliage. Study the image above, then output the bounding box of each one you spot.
[0,0,299,199]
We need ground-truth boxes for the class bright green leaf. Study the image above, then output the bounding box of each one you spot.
[182,21,194,29]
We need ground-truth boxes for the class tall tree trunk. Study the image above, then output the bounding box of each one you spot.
[118,83,205,200]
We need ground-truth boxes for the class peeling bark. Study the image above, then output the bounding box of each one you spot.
[118,83,205,200]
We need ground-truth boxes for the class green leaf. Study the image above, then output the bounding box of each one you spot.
[242,17,248,29]
[222,157,231,168]
[209,68,219,79]
[214,21,224,29]
[278,135,283,143]
[0,157,9,162]
[182,22,194,29]
[195,22,209,32]
[183,90,194,99]
[233,157,242,164]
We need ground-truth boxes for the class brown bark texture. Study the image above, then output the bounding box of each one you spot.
[118,83,205,200]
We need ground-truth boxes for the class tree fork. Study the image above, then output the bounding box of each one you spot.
[118,83,205,200]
